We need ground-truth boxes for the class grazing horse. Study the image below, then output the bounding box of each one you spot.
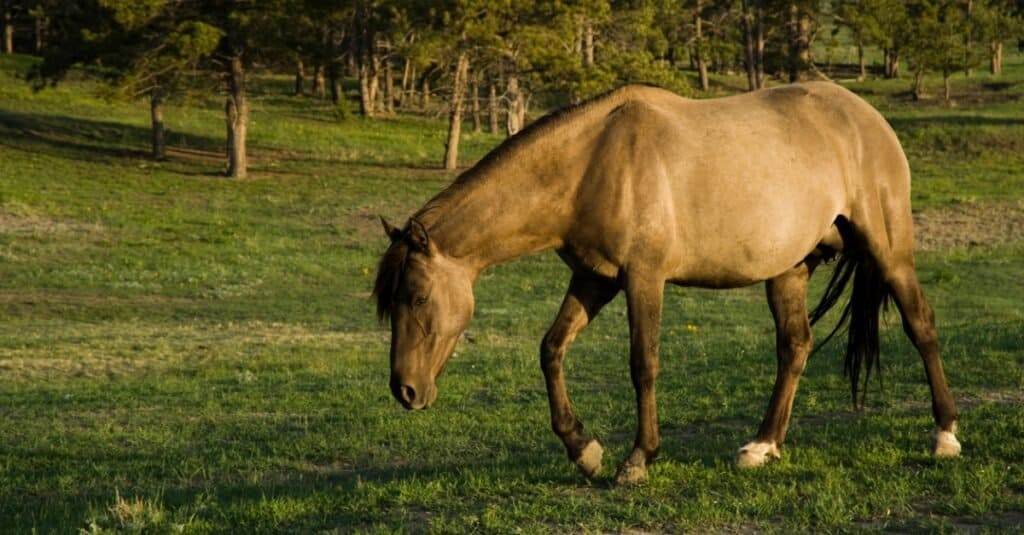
[374,83,961,485]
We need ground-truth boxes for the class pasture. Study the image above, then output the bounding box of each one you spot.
[1,52,1023,533]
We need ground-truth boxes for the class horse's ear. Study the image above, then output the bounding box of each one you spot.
[407,218,435,255]
[380,216,403,242]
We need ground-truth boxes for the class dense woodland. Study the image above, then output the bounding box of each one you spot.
[2,0,1022,177]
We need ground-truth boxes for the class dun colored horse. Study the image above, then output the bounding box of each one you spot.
[374,83,961,485]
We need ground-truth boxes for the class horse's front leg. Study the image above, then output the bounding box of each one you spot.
[541,272,619,478]
[738,262,814,468]
[616,274,664,486]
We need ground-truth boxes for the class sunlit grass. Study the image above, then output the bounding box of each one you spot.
[1,51,1023,532]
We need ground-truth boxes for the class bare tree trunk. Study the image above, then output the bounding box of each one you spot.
[225,55,248,179]
[421,76,430,109]
[488,82,499,134]
[965,0,974,78]
[34,15,47,52]
[2,5,12,54]
[470,76,481,133]
[694,0,709,92]
[741,0,765,90]
[755,3,765,88]
[383,50,395,113]
[358,64,372,113]
[857,42,866,81]
[443,53,470,170]
[787,2,811,83]
[294,59,305,95]
[312,64,325,99]
[506,75,522,136]
[400,58,411,108]
[356,30,378,116]
[884,48,900,79]
[368,54,380,109]
[990,41,1003,75]
[150,88,166,160]
[582,17,595,67]
[943,71,951,102]
[911,69,925,101]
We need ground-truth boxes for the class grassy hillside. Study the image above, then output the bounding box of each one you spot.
[1,53,1023,533]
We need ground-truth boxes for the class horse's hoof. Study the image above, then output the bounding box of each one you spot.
[736,440,781,468]
[933,429,961,457]
[574,440,603,478]
[615,460,647,486]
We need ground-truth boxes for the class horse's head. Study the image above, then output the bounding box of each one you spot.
[374,217,474,410]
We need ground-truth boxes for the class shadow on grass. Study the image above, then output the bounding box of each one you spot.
[0,110,225,172]
[888,114,1024,129]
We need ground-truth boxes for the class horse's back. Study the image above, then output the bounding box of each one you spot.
[571,83,909,287]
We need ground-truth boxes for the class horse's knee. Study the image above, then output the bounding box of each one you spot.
[539,333,564,371]
[778,325,812,375]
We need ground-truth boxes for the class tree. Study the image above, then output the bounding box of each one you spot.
[903,0,979,101]
[2,0,18,54]
[741,0,766,90]
[973,0,1024,75]
[32,0,222,160]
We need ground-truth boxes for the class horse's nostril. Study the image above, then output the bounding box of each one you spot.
[400,384,416,405]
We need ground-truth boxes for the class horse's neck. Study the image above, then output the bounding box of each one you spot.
[418,90,639,272]
[421,150,577,273]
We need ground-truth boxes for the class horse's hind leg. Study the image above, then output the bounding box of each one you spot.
[884,264,961,456]
[541,271,619,478]
[738,260,816,468]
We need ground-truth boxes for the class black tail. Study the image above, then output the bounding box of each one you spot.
[809,251,890,408]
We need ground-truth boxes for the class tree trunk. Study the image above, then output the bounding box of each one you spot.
[2,5,12,54]
[506,75,523,137]
[400,58,411,108]
[857,42,866,81]
[312,64,325,99]
[694,0,709,92]
[358,62,373,115]
[34,15,47,52]
[911,70,925,101]
[582,17,595,67]
[470,76,481,133]
[383,52,394,114]
[443,53,469,171]
[990,41,1003,76]
[150,88,166,160]
[225,55,248,179]
[755,3,765,88]
[884,48,900,79]
[741,0,765,90]
[356,31,378,116]
[943,71,951,102]
[421,76,430,109]
[787,2,811,83]
[294,59,305,95]
[488,82,499,134]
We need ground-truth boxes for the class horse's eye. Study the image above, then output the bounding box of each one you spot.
[414,296,428,306]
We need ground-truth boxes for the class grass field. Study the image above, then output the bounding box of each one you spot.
[1,51,1023,533]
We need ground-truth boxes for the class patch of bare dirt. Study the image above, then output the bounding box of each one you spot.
[913,200,1024,251]
[0,204,106,239]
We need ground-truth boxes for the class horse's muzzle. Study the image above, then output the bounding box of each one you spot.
[390,376,436,410]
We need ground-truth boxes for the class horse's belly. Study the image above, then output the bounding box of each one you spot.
[668,209,838,288]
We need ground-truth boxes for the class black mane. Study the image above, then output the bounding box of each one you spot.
[373,239,410,322]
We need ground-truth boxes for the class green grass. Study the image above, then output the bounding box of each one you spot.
[1,52,1023,533]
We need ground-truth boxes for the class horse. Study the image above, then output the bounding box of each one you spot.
[373,82,961,485]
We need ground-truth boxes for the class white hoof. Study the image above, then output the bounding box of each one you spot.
[736,441,781,468]
[575,440,603,478]
[933,429,961,457]
[615,460,648,486]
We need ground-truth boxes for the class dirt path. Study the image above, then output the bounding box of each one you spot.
[913,199,1024,251]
